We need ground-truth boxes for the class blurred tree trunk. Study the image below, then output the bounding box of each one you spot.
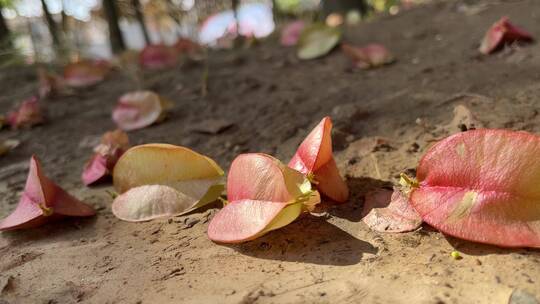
[131,0,150,45]
[322,0,368,18]
[41,0,61,47]
[0,2,12,48]
[231,0,239,34]
[61,0,69,34]
[103,0,126,54]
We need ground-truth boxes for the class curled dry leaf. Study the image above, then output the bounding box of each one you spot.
[436,104,484,135]
[189,118,234,134]
[0,156,95,231]
[82,129,130,186]
[479,17,533,55]
[112,91,171,131]
[341,43,394,69]
[63,60,109,88]
[140,44,179,69]
[280,20,306,47]
[410,129,540,248]
[289,117,349,203]
[111,144,224,221]
[362,188,422,233]
[7,96,44,129]
[297,24,341,60]
[208,153,320,243]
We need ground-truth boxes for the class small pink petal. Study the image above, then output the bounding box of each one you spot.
[82,129,130,186]
[313,158,349,203]
[7,96,44,129]
[207,199,288,243]
[112,91,164,131]
[82,154,109,186]
[289,117,349,203]
[280,20,305,47]
[341,43,394,69]
[63,60,109,88]
[140,44,178,69]
[289,117,332,174]
[94,129,130,164]
[362,188,422,233]
[479,17,533,55]
[0,156,95,231]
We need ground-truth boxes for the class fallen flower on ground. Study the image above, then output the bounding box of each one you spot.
[297,24,341,60]
[341,43,394,69]
[208,153,320,243]
[362,187,422,233]
[82,129,130,186]
[409,129,540,248]
[479,17,533,54]
[112,91,172,131]
[112,144,224,221]
[0,156,95,231]
[6,96,44,129]
[280,20,306,47]
[63,60,110,88]
[140,44,179,69]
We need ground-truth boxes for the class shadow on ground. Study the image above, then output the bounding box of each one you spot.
[231,216,377,266]
[328,176,393,222]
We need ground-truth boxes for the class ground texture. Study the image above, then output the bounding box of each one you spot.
[1,0,540,303]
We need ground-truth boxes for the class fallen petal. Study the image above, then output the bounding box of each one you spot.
[362,188,422,233]
[208,153,318,243]
[82,154,109,186]
[94,129,130,161]
[297,24,341,60]
[313,158,349,203]
[228,153,310,203]
[82,130,130,186]
[281,20,306,47]
[411,129,540,248]
[479,17,533,55]
[0,156,95,231]
[63,60,109,88]
[112,91,168,131]
[7,96,44,129]
[289,117,349,203]
[140,44,178,69]
[207,199,302,243]
[112,182,222,222]
[341,43,394,69]
[113,143,224,194]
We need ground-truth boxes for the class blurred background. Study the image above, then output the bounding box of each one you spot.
[0,0,426,63]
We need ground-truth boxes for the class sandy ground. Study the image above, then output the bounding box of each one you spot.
[1,0,540,303]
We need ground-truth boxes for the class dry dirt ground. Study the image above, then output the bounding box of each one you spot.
[1,0,540,303]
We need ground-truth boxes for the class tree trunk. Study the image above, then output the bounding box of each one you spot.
[231,0,239,35]
[103,0,126,54]
[41,0,61,47]
[61,0,69,34]
[0,2,12,48]
[131,0,150,45]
